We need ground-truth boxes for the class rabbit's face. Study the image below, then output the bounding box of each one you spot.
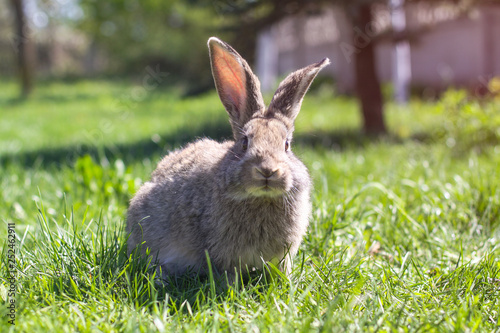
[208,37,328,200]
[229,117,294,199]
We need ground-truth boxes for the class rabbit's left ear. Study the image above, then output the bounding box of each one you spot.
[208,37,265,137]
[267,58,330,122]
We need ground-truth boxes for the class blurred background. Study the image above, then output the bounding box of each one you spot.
[2,0,500,135]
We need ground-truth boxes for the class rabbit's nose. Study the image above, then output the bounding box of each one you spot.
[254,166,278,179]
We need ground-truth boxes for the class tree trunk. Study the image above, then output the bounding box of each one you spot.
[10,0,35,98]
[352,3,386,135]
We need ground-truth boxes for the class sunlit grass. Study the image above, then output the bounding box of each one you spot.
[0,80,499,332]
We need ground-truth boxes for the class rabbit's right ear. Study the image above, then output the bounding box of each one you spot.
[208,37,265,138]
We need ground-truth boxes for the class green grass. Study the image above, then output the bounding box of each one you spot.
[1,80,499,332]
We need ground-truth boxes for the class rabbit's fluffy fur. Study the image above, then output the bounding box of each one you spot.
[127,37,329,279]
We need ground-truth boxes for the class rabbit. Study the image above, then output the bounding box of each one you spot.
[127,37,330,281]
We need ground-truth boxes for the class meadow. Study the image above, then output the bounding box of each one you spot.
[0,80,499,332]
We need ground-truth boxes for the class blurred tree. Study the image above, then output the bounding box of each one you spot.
[75,0,225,93]
[349,2,386,134]
[10,0,35,98]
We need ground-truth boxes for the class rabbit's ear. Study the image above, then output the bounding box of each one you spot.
[208,37,265,137]
[267,58,330,123]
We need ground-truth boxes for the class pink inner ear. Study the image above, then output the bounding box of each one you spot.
[212,45,247,111]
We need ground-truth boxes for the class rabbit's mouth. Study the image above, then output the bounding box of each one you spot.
[247,183,287,198]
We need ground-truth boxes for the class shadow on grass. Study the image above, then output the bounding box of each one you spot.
[145,268,271,313]
[0,118,431,169]
[298,129,400,150]
[0,119,234,169]
[0,91,107,109]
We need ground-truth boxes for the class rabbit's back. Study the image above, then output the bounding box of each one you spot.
[127,139,233,273]
[151,139,232,183]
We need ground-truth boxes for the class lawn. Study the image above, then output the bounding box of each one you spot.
[0,80,499,332]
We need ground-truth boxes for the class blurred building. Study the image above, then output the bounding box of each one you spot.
[256,2,500,95]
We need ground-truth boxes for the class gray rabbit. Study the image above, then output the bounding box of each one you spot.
[127,37,329,280]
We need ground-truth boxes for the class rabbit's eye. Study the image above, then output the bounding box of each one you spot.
[242,137,248,151]
[285,140,290,151]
